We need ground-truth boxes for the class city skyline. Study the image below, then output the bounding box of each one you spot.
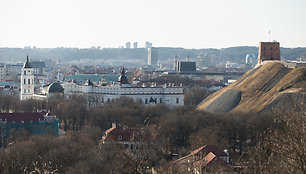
[0,0,305,49]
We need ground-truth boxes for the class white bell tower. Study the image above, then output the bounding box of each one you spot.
[20,55,35,100]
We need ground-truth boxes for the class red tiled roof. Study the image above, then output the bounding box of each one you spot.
[102,126,117,141]
[103,127,139,142]
[195,152,216,167]
[191,145,227,157]
[105,126,116,134]
[194,152,233,172]
[173,145,227,163]
[172,153,193,163]
[0,112,45,123]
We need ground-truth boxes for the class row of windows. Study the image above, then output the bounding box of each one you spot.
[23,70,31,75]
[118,135,134,140]
[85,96,182,105]
[124,143,138,150]
[144,98,180,104]
[23,89,31,94]
[23,78,33,85]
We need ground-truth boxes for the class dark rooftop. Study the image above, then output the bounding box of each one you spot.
[0,112,45,123]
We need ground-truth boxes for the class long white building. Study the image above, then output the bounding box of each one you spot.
[62,68,184,106]
[63,82,184,106]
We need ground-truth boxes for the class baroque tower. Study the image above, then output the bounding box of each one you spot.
[20,55,34,100]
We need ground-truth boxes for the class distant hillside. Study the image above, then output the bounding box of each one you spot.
[0,46,305,65]
[197,62,306,113]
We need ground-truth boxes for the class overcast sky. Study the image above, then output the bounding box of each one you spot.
[0,0,305,49]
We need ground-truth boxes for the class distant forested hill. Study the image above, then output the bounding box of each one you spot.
[0,46,305,65]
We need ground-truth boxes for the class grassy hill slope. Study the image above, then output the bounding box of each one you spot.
[197,62,306,113]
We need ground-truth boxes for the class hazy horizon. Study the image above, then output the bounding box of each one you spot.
[1,0,305,49]
[1,45,306,50]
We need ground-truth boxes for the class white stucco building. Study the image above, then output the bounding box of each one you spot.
[62,68,184,106]
[19,58,184,106]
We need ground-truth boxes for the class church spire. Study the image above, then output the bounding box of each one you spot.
[23,55,32,68]
[118,66,128,84]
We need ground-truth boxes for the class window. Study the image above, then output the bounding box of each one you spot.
[28,79,30,84]
[131,144,134,149]
[145,98,148,104]
[24,89,26,93]
[160,98,162,103]
[24,71,26,75]
[125,144,129,149]
[176,98,179,104]
[24,79,26,84]
[28,89,30,93]
[118,135,122,140]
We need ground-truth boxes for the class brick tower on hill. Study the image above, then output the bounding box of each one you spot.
[258,42,280,64]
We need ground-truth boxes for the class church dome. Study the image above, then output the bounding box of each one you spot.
[48,82,64,93]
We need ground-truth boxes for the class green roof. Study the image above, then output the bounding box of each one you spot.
[66,74,119,83]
